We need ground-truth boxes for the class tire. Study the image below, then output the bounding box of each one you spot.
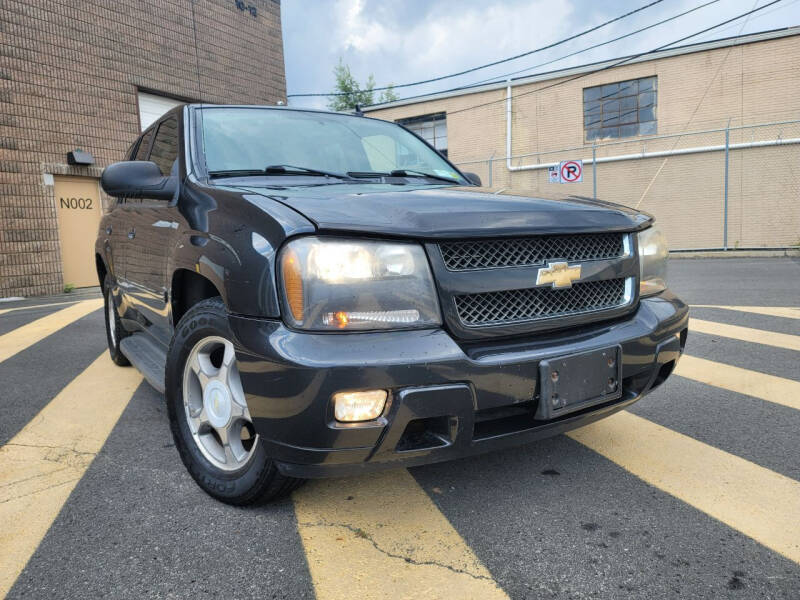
[103,274,130,366]
[165,297,303,505]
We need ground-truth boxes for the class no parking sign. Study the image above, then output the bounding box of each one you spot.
[559,160,583,183]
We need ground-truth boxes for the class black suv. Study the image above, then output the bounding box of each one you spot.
[96,105,688,504]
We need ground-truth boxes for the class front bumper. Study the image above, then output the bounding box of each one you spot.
[229,290,688,478]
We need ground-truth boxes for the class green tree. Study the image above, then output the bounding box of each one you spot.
[327,59,398,111]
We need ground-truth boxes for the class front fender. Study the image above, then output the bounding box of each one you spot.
[170,191,314,318]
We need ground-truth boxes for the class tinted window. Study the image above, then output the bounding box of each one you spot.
[150,117,179,175]
[134,129,155,160]
[199,108,463,182]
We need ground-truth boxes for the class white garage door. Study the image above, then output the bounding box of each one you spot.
[137,92,183,131]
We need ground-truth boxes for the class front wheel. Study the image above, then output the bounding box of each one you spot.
[165,297,303,505]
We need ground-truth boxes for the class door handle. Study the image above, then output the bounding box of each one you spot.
[105,225,112,235]
[127,228,136,239]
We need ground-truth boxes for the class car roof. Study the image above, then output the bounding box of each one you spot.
[187,104,370,119]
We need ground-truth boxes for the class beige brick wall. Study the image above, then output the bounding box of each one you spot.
[0,0,286,297]
[368,34,800,249]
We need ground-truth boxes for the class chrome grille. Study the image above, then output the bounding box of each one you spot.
[439,233,625,271]
[454,278,628,326]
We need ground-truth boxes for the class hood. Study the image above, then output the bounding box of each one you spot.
[232,183,652,239]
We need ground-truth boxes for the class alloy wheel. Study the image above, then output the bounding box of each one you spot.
[182,336,258,471]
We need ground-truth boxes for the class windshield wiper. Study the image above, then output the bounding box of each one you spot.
[209,165,354,180]
[208,169,266,178]
[389,169,461,184]
[264,164,354,180]
[345,170,462,184]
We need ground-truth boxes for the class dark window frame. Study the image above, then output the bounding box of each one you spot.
[583,76,657,142]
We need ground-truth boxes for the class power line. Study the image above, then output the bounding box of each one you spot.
[378,0,722,108]
[445,0,784,117]
[468,0,722,87]
[286,0,665,98]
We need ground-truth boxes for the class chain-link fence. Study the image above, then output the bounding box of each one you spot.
[453,120,800,251]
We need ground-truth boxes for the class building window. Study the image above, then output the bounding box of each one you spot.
[583,77,657,141]
[396,113,447,156]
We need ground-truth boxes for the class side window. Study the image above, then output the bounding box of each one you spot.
[149,117,179,175]
[125,140,139,161]
[134,128,155,161]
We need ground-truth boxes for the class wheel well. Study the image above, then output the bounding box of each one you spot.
[171,269,222,326]
[96,254,107,289]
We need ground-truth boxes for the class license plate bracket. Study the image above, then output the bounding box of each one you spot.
[535,345,622,420]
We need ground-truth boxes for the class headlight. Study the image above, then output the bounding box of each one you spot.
[278,237,441,331]
[638,227,668,297]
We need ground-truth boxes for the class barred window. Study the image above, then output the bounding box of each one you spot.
[396,112,447,156]
[583,76,657,141]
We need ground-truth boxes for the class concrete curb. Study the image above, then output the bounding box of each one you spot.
[669,249,800,259]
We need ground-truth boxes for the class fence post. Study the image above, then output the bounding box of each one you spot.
[723,126,729,250]
[592,144,597,200]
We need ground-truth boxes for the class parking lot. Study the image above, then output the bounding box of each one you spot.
[0,257,798,599]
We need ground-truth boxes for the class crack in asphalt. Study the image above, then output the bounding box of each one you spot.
[3,442,97,457]
[0,466,71,489]
[298,520,493,581]
[0,477,80,504]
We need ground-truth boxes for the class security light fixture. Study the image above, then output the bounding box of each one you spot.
[67,149,95,166]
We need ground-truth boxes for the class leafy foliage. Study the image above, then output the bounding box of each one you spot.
[327,59,398,111]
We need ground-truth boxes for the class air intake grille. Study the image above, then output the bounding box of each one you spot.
[439,233,625,271]
[454,278,627,326]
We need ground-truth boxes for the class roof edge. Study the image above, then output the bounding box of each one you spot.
[363,26,800,112]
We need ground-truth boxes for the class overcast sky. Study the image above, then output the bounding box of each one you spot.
[281,0,800,109]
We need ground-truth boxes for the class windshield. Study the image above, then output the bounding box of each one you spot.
[198,107,466,183]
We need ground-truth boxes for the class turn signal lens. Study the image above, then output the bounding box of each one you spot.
[333,390,388,422]
[637,227,668,297]
[281,248,304,323]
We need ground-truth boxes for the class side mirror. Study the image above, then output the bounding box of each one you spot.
[463,172,482,186]
[101,161,177,201]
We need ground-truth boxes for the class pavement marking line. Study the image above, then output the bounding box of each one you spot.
[674,355,800,411]
[0,353,142,597]
[692,305,800,319]
[0,300,80,316]
[690,318,800,352]
[0,298,102,364]
[568,411,800,564]
[293,469,509,600]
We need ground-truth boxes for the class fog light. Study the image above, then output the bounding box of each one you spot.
[333,390,388,422]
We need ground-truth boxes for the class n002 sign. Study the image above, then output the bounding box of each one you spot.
[59,197,94,210]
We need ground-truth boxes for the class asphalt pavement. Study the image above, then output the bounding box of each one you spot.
[1,258,798,599]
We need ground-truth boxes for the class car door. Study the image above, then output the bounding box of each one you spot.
[122,115,180,347]
[104,138,140,288]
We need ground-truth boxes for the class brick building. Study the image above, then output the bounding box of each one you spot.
[365,28,800,251]
[0,0,286,298]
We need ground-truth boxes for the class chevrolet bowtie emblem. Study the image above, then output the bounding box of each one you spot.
[536,261,582,288]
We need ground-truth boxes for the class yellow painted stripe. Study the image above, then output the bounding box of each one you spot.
[692,305,800,319]
[0,353,142,596]
[0,300,79,316]
[293,469,509,600]
[0,299,102,364]
[690,318,800,352]
[569,411,800,564]
[675,355,800,411]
